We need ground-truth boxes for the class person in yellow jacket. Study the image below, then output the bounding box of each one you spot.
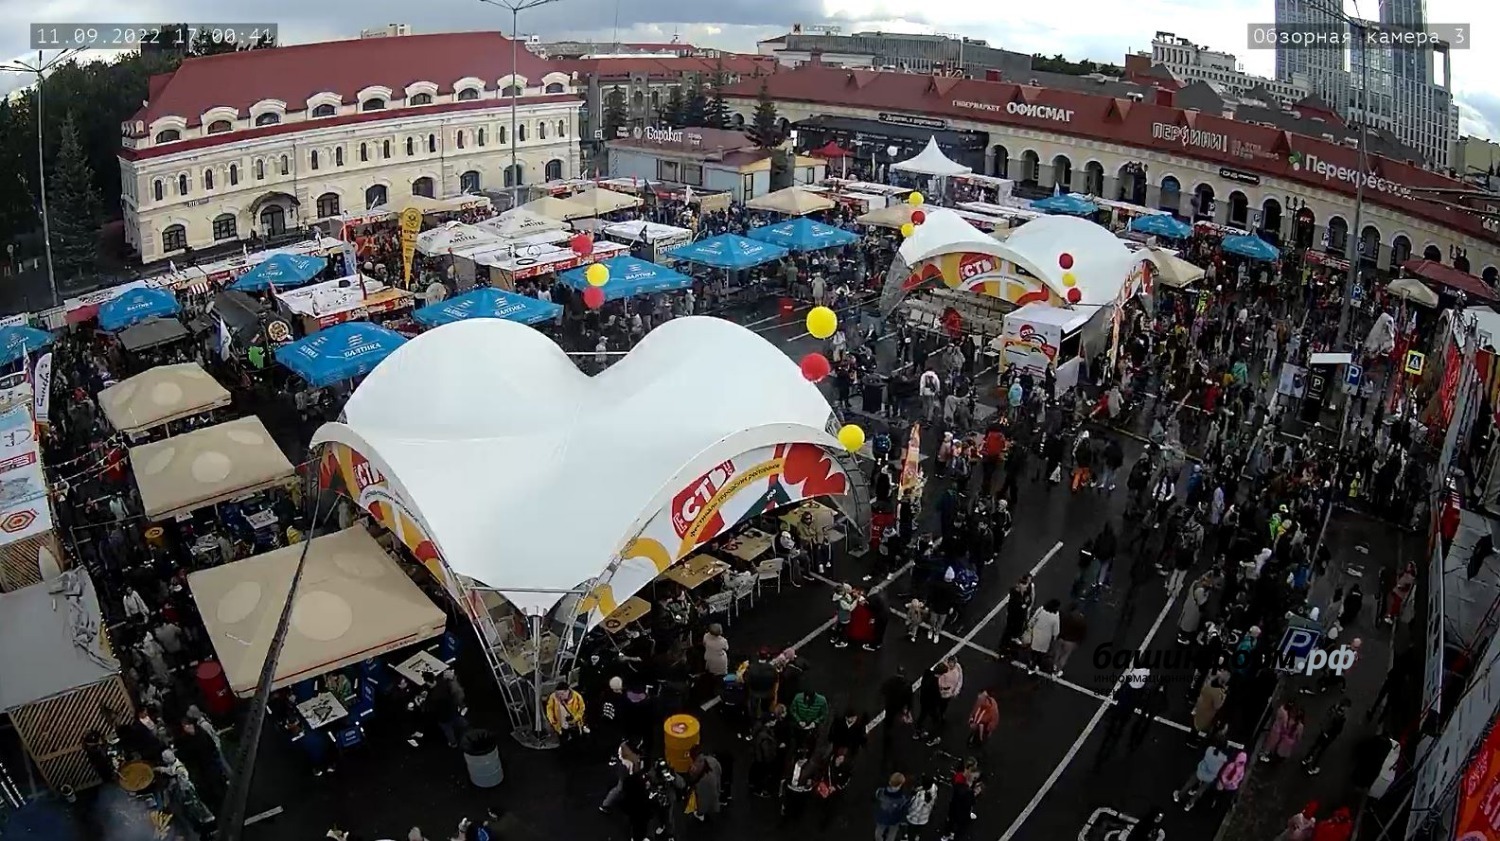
[545,685,588,745]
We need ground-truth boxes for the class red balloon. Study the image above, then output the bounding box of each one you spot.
[799,352,831,382]
[1066,287,1082,304]
[571,233,594,256]
[1059,252,1074,270]
[911,209,927,225]
[583,286,605,309]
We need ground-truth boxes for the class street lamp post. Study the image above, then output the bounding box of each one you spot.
[479,0,564,208]
[2,48,84,309]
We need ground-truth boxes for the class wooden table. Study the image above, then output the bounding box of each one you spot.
[781,500,843,540]
[393,649,448,686]
[297,693,349,729]
[720,529,774,562]
[661,555,731,589]
[602,596,652,634]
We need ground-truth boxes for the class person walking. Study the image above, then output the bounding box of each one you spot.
[1301,698,1351,775]
[880,667,913,758]
[1024,599,1062,674]
[967,689,999,747]
[1211,749,1248,809]
[937,765,979,841]
[684,745,723,821]
[873,773,913,841]
[1259,702,1305,765]
[702,624,730,682]
[1191,674,1228,740]
[904,775,939,841]
[1052,603,1087,675]
[1172,739,1230,811]
[914,663,949,747]
[789,688,830,751]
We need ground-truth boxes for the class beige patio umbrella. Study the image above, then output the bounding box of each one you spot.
[1387,276,1440,307]
[855,203,921,229]
[519,195,586,221]
[1139,247,1206,289]
[745,186,835,216]
[563,188,642,219]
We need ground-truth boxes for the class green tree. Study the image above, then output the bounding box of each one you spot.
[190,29,241,56]
[681,77,708,127]
[45,115,101,281]
[659,85,685,126]
[601,86,628,141]
[705,61,731,130]
[747,81,784,149]
[0,101,35,252]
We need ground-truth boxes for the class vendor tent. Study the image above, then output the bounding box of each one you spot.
[748,217,858,252]
[1221,234,1280,262]
[188,527,446,696]
[558,256,694,301]
[130,415,295,519]
[744,186,835,216]
[603,220,692,244]
[276,321,408,387]
[98,287,180,332]
[1400,259,1499,302]
[228,253,327,292]
[416,222,502,256]
[1139,247,1206,289]
[564,188,642,218]
[0,325,53,365]
[1387,276,1440,307]
[1030,192,1099,217]
[368,194,491,218]
[413,286,562,327]
[666,233,788,270]
[117,318,190,353]
[98,362,232,435]
[518,195,585,221]
[856,203,924,229]
[1129,214,1193,239]
[477,207,569,239]
[891,137,972,177]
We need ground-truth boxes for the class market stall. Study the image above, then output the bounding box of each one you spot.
[0,402,62,593]
[1030,190,1100,218]
[447,232,585,290]
[1128,213,1194,240]
[0,325,53,366]
[891,138,972,178]
[276,322,408,387]
[744,186,835,216]
[473,207,570,241]
[227,253,328,292]
[516,195,588,222]
[98,362,232,437]
[412,286,563,327]
[416,222,505,257]
[563,188,642,219]
[0,569,132,791]
[1138,247,1206,289]
[357,193,492,225]
[477,241,628,290]
[116,318,191,354]
[998,301,1101,390]
[275,275,416,332]
[188,526,447,696]
[746,217,858,253]
[1221,233,1281,262]
[601,220,693,262]
[950,173,1015,205]
[666,233,789,271]
[130,416,296,520]
[558,256,694,302]
[98,287,180,332]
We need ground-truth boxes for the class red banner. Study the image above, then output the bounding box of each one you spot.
[1457,722,1500,840]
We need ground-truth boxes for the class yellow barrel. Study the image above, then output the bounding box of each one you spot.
[144,526,166,549]
[663,714,700,773]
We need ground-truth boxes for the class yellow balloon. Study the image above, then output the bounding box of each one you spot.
[837,424,866,453]
[908,192,925,207]
[806,306,838,339]
[900,223,916,238]
[1062,272,1077,287]
[585,263,610,287]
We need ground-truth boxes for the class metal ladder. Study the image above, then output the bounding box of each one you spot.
[831,449,875,553]
[451,576,548,747]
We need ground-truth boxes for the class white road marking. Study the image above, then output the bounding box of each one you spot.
[997,595,1179,841]
[246,806,284,825]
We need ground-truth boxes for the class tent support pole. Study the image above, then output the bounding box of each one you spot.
[530,613,546,737]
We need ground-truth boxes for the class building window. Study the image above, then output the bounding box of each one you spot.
[310,150,320,170]
[255,112,280,127]
[412,177,435,197]
[203,169,214,190]
[544,159,563,181]
[362,98,386,111]
[498,126,507,144]
[155,129,180,143]
[539,122,548,140]
[229,164,239,186]
[382,139,391,158]
[427,134,436,153]
[360,143,368,162]
[279,155,289,175]
[460,170,480,193]
[557,120,566,138]
[457,131,465,149]
[518,124,528,142]
[312,103,337,118]
[162,224,187,252]
[410,93,433,106]
[335,147,344,166]
[365,184,387,209]
[316,193,341,218]
[478,128,486,146]
[152,180,164,201]
[212,214,237,240]
[501,85,521,97]
[657,160,679,182]
[255,159,265,180]
[406,137,415,156]
[504,164,523,187]
[681,163,703,186]
[458,88,480,101]
[177,174,189,195]
[206,120,232,135]
[651,90,660,109]
[544,82,565,94]
[260,205,286,236]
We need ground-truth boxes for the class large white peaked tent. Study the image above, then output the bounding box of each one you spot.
[891,137,972,177]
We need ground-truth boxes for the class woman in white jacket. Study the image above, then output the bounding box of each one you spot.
[1026,599,1063,674]
[904,774,940,840]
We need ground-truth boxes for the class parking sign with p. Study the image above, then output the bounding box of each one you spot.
[1277,625,1322,673]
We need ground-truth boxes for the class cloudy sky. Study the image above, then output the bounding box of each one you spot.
[5,0,1496,139]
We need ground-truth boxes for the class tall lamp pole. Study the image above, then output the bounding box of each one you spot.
[479,0,565,208]
[2,48,84,309]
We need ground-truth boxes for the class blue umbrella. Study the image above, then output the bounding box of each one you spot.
[0,325,53,365]
[1128,214,1193,239]
[413,286,562,327]
[275,322,407,387]
[98,287,181,332]
[1029,193,1099,217]
[665,233,789,270]
[559,256,695,302]
[1221,234,1281,262]
[229,253,327,292]
[747,217,859,252]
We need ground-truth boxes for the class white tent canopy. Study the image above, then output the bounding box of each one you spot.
[0,569,117,710]
[311,317,841,617]
[563,188,642,218]
[997,216,1138,305]
[602,220,692,244]
[131,416,296,519]
[416,222,504,256]
[517,196,584,221]
[744,186,835,216]
[188,527,446,696]
[891,137,972,177]
[475,207,569,240]
[98,363,232,435]
[1138,247,1206,289]
[897,208,1007,267]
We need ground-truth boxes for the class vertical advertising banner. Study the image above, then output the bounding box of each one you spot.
[399,207,423,287]
[30,353,51,426]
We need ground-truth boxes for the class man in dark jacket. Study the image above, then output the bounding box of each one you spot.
[879,668,912,760]
[744,652,778,722]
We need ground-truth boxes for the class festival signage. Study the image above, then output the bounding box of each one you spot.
[399,207,422,287]
[1152,122,1230,153]
[0,405,51,546]
[1219,167,1262,186]
[1456,721,1500,841]
[879,112,946,130]
[1288,152,1412,198]
[31,353,51,427]
[898,250,1058,308]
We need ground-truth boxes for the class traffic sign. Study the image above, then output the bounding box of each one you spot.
[1345,364,1363,388]
[1278,621,1323,673]
[1404,349,1426,376]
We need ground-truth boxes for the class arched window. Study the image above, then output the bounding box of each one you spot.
[544,82,566,94]
[206,120,232,135]
[212,214,237,240]
[365,184,387,210]
[501,85,522,97]
[310,150,320,170]
[203,169,214,190]
[457,131,465,149]
[335,147,344,166]
[460,170,480,193]
[457,88,480,101]
[382,140,391,158]
[360,143,368,162]
[316,193,341,218]
[229,164,239,186]
[518,124,528,142]
[255,159,265,180]
[427,134,436,153]
[557,120,566,138]
[409,93,433,105]
[478,128,487,146]
[504,164,523,188]
[544,159,563,181]
[254,112,280,126]
[539,122,548,140]
[312,103,337,118]
[498,126,507,144]
[279,155,289,175]
[177,174,189,195]
[406,137,415,156]
[260,205,286,236]
[412,177,435,198]
[361,98,386,112]
[152,180,164,201]
[155,129,180,143]
[161,224,187,252]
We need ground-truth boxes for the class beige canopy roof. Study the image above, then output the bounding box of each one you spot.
[130,416,295,520]
[188,527,446,696]
[1139,247,1206,289]
[855,203,921,229]
[563,188,643,218]
[98,363,232,435]
[1387,276,1440,307]
[519,195,587,222]
[745,186,835,216]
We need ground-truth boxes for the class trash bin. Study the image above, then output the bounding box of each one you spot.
[663,714,700,773]
[778,297,796,322]
[461,729,503,788]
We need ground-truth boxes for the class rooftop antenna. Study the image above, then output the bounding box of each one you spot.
[612,0,620,50]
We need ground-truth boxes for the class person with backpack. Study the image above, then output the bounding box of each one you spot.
[874,773,913,841]
[1070,431,1095,492]
[904,775,940,841]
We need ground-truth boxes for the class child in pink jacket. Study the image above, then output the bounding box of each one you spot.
[1213,750,1248,808]
[1259,702,1305,765]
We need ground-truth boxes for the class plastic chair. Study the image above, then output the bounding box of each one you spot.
[704,591,733,621]
[728,572,757,617]
[333,724,365,750]
[755,558,785,596]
